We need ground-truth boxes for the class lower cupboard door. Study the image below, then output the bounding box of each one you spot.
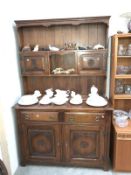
[63,124,105,166]
[21,124,61,164]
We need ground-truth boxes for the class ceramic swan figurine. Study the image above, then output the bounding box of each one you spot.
[93,43,104,50]
[18,90,41,105]
[49,44,59,51]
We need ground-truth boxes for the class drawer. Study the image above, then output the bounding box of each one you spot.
[64,112,105,123]
[20,111,59,122]
[117,133,131,140]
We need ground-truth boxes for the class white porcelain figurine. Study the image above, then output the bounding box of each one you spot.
[86,85,108,107]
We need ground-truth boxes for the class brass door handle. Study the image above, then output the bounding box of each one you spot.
[96,116,100,121]
[24,114,30,120]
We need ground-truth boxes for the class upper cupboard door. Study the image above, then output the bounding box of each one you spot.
[49,51,77,75]
[20,54,49,75]
[78,51,107,75]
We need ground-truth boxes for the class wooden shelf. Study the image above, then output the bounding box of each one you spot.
[117,55,131,58]
[114,33,131,38]
[115,74,131,79]
[20,49,108,55]
[22,73,107,77]
[15,16,110,28]
[114,94,131,99]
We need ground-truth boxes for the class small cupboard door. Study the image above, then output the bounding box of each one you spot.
[20,54,49,75]
[63,124,105,166]
[77,51,107,74]
[21,124,61,164]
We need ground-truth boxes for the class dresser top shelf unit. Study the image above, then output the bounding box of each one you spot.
[15,16,110,97]
[15,16,110,27]
[15,16,110,52]
[14,16,113,171]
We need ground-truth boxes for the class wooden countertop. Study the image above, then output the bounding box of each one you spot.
[14,101,113,112]
[113,120,131,133]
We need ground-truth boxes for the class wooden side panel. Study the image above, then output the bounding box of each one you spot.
[97,24,107,47]
[79,24,89,46]
[88,24,98,46]
[112,121,131,171]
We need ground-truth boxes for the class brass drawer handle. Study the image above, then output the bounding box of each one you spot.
[77,125,84,127]
[49,116,56,120]
[96,115,104,121]
[96,116,100,121]
[36,114,40,118]
[24,114,30,120]
[117,133,131,140]
[69,117,75,122]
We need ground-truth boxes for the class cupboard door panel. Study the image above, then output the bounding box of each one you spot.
[21,124,61,163]
[63,124,105,165]
[21,55,49,75]
[78,51,107,74]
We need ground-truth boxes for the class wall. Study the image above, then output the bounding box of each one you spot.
[0,0,131,174]
[0,105,12,174]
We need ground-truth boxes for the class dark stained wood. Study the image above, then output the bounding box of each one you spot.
[16,109,112,170]
[77,50,107,74]
[63,123,104,165]
[15,17,109,50]
[15,16,110,27]
[15,102,113,111]
[20,55,49,75]
[14,16,112,170]
[20,123,61,164]
[21,76,107,95]
[17,24,107,49]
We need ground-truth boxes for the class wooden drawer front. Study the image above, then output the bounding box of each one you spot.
[117,133,131,140]
[64,112,105,123]
[21,112,59,122]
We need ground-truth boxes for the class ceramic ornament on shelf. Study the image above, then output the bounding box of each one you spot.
[18,90,41,105]
[86,85,108,107]
[49,44,59,51]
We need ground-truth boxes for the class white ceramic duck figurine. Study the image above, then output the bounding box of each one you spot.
[49,44,59,51]
[86,85,108,107]
[33,44,39,51]
[93,43,104,50]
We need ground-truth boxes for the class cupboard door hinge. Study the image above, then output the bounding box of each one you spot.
[102,155,106,162]
[102,131,110,137]
[19,129,23,137]
[20,125,25,136]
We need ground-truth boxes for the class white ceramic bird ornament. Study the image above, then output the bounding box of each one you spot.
[49,44,59,51]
